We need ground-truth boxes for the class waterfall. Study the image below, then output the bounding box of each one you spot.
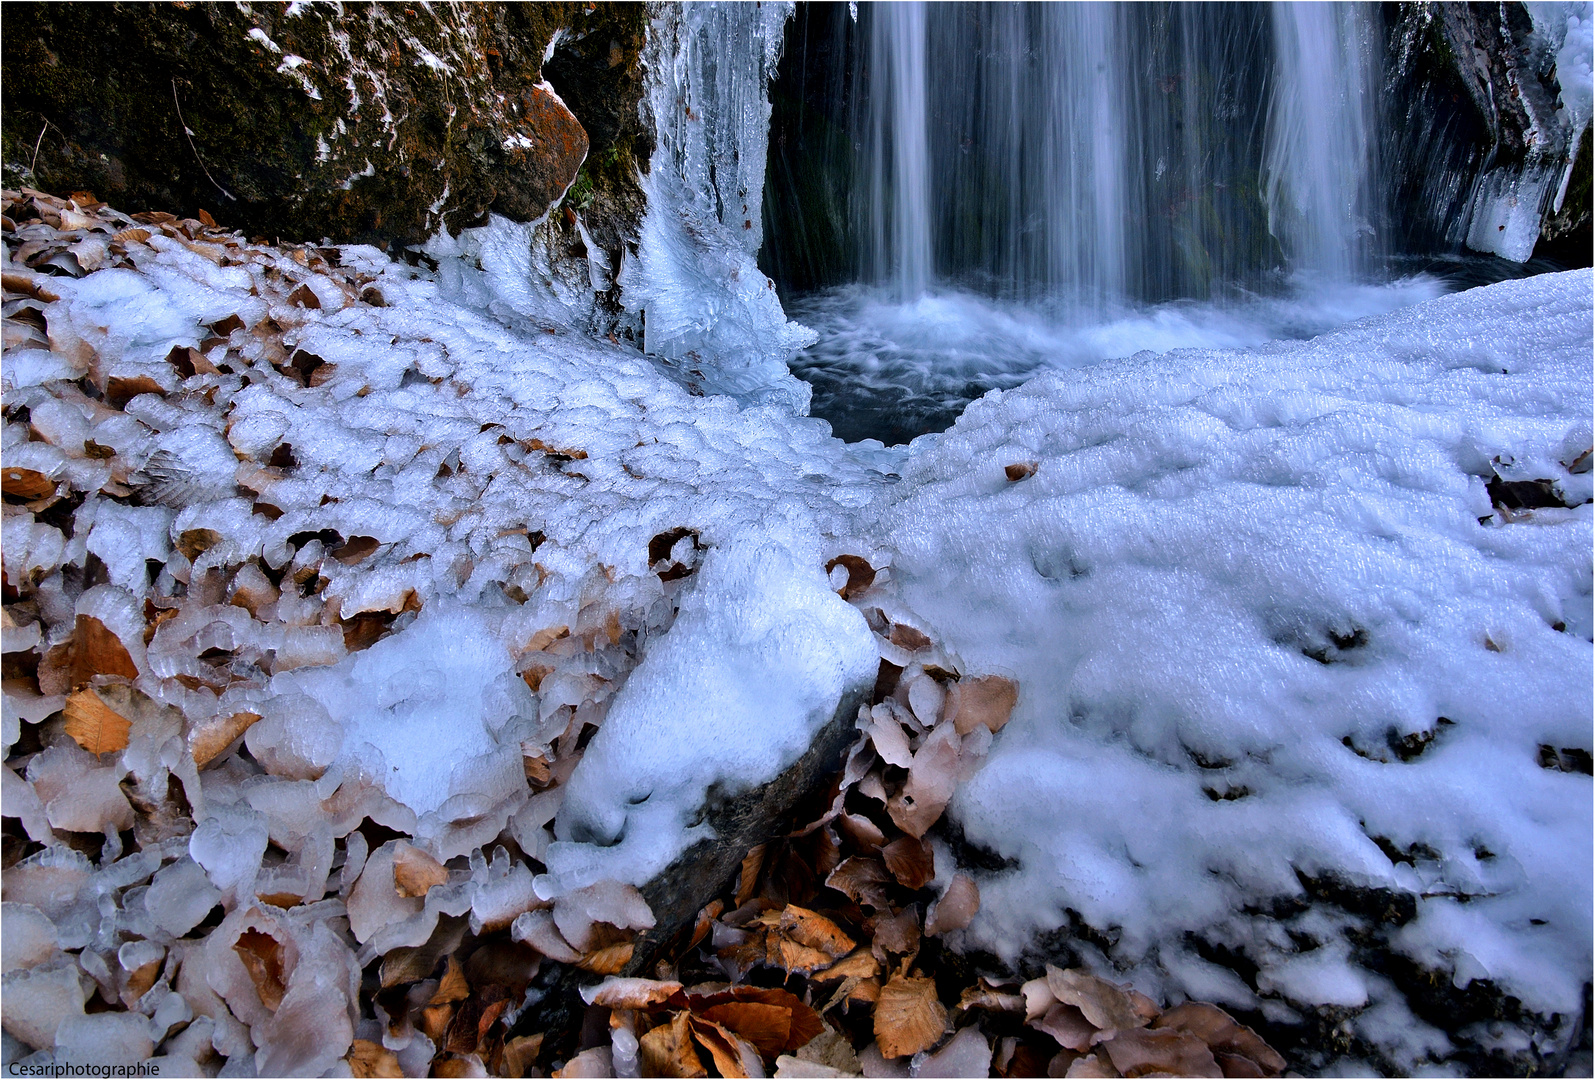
[838,2,1381,306]
[1262,2,1380,280]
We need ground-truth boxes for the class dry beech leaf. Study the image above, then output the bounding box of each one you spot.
[882,836,935,890]
[779,905,855,958]
[105,374,166,409]
[578,941,634,974]
[1005,461,1039,481]
[233,928,287,1011]
[62,689,131,755]
[736,844,767,908]
[1101,1027,1222,1078]
[581,977,683,1009]
[690,899,725,951]
[418,1003,454,1044]
[925,873,980,935]
[641,1012,707,1078]
[697,1002,792,1059]
[392,842,449,898]
[1,466,55,501]
[189,710,261,766]
[875,976,947,1059]
[811,949,880,984]
[950,675,1019,736]
[825,554,876,599]
[1062,1051,1118,1077]
[1033,1001,1097,1052]
[871,906,921,961]
[348,1039,404,1078]
[768,934,836,976]
[826,856,892,910]
[689,1016,762,1078]
[431,955,471,1005]
[1153,1003,1285,1076]
[288,283,322,309]
[838,812,887,852]
[887,725,962,838]
[503,1034,545,1078]
[959,980,1026,1013]
[1045,967,1147,1033]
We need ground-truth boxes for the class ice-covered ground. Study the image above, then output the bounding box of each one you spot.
[2,190,1590,1074]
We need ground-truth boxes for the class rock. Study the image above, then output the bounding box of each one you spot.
[1,4,647,250]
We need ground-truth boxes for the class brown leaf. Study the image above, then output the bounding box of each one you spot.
[332,535,380,565]
[582,977,684,1010]
[1100,1027,1221,1078]
[950,675,1019,736]
[826,856,892,910]
[888,623,933,652]
[197,209,218,228]
[887,725,961,838]
[1061,1051,1119,1077]
[871,906,921,961]
[577,941,634,974]
[825,554,876,599]
[62,688,131,755]
[348,1039,404,1078]
[1,467,55,501]
[697,1002,791,1059]
[810,949,880,984]
[1153,1003,1284,1077]
[779,905,855,958]
[925,873,980,936]
[70,613,140,686]
[121,959,162,1008]
[958,979,1026,1013]
[418,1003,454,1045]
[736,844,767,908]
[875,976,947,1059]
[689,899,724,951]
[189,710,261,766]
[688,1016,762,1078]
[502,1034,544,1078]
[288,283,321,309]
[233,928,287,1011]
[838,811,887,852]
[523,751,553,786]
[1045,967,1147,1034]
[881,836,935,890]
[177,528,223,561]
[392,842,449,899]
[430,955,471,1004]
[1032,1002,1096,1052]
[112,227,153,245]
[768,934,837,975]
[1005,462,1039,482]
[640,1012,707,1078]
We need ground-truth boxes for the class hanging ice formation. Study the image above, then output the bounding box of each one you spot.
[618,1,818,411]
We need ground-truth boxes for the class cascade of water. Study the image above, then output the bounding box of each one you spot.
[1262,2,1380,280]
[867,1,932,299]
[842,2,1380,306]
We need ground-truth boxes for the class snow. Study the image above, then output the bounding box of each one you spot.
[872,271,1592,1028]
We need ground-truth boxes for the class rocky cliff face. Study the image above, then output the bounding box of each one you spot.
[1,2,649,256]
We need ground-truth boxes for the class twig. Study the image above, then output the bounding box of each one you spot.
[28,122,48,178]
[171,79,237,202]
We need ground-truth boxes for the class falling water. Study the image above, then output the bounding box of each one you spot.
[868,2,932,299]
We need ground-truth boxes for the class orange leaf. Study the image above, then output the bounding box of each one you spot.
[925,873,980,936]
[640,1012,706,1078]
[767,934,836,976]
[874,976,946,1059]
[1005,462,1038,481]
[687,1016,760,1078]
[430,955,470,1005]
[62,689,131,755]
[810,949,880,984]
[881,836,935,890]
[697,1002,790,1059]
[582,977,684,1010]
[577,941,634,975]
[1,467,55,501]
[826,857,892,910]
[825,554,876,599]
[779,905,855,958]
[348,1039,403,1078]
[189,710,260,766]
[950,675,1019,736]
[70,613,139,686]
[735,844,766,908]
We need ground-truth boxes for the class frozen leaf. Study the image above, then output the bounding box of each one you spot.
[874,976,946,1059]
[868,708,914,769]
[1022,977,1056,1021]
[1044,968,1147,1034]
[391,842,449,898]
[924,874,979,936]
[825,554,876,599]
[348,1038,404,1078]
[1005,462,1039,481]
[1,466,55,501]
[887,724,961,838]
[61,689,130,755]
[288,284,321,309]
[1062,1052,1119,1077]
[958,979,1025,1013]
[888,623,932,652]
[105,374,166,409]
[582,976,684,1009]
[1100,1028,1221,1078]
[641,1011,707,1078]
[780,905,855,958]
[233,928,287,1012]
[69,614,140,685]
[920,1024,991,1078]
[189,710,260,766]
[555,1046,615,1078]
[881,836,934,890]
[512,909,583,963]
[906,675,945,730]
[949,675,1018,736]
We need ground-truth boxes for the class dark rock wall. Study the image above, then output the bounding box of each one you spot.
[2,2,649,252]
